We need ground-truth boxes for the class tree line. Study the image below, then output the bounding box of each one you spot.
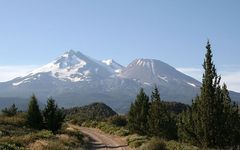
[1,95,65,133]
[128,41,240,149]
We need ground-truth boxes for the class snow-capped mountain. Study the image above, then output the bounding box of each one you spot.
[12,50,122,86]
[121,59,200,86]
[0,50,239,113]
[120,58,201,102]
[102,59,124,73]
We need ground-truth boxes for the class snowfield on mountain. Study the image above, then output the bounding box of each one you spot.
[0,50,239,113]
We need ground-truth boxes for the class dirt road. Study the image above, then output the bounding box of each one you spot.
[69,124,132,150]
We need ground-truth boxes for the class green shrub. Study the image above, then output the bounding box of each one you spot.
[0,143,25,150]
[45,141,67,150]
[35,130,54,139]
[127,134,148,148]
[81,120,98,128]
[108,115,127,127]
[0,134,37,147]
[166,140,199,150]
[141,138,167,150]
[115,128,130,136]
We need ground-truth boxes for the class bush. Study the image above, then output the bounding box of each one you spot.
[0,134,37,147]
[35,130,54,139]
[108,115,127,127]
[166,140,199,150]
[115,128,130,136]
[45,141,67,150]
[127,134,148,148]
[0,143,25,150]
[141,138,167,150]
[81,120,98,128]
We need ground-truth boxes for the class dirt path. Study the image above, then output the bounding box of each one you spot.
[68,124,132,150]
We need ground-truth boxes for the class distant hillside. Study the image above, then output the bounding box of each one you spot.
[65,102,117,123]
[0,97,44,111]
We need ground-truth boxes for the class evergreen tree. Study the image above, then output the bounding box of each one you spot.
[128,88,149,135]
[178,41,240,148]
[43,97,65,132]
[27,95,43,129]
[2,103,18,116]
[221,84,240,147]
[148,86,176,139]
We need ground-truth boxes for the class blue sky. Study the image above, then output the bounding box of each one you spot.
[0,0,239,92]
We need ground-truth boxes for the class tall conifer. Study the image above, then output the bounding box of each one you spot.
[43,97,65,132]
[128,88,149,135]
[178,41,240,148]
[148,86,176,139]
[27,95,43,129]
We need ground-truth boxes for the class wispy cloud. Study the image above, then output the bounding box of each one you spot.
[177,67,240,92]
[221,71,240,92]
[0,65,37,82]
[177,67,203,81]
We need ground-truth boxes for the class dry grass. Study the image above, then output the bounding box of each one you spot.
[29,140,48,150]
[0,114,88,150]
[0,113,26,126]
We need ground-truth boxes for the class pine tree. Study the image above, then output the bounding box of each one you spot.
[128,88,149,135]
[148,87,161,136]
[178,41,240,148]
[27,95,43,129]
[221,84,240,147]
[148,86,176,139]
[43,97,65,132]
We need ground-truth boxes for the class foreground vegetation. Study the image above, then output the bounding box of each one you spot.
[0,113,89,150]
[68,41,240,150]
[79,119,201,149]
[1,41,239,150]
[0,96,89,150]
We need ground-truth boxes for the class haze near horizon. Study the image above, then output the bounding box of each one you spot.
[0,0,239,92]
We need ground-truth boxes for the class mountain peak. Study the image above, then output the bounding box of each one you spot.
[62,50,88,60]
[65,49,77,54]
[20,50,122,83]
[121,58,201,88]
[132,58,169,66]
[102,59,124,73]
